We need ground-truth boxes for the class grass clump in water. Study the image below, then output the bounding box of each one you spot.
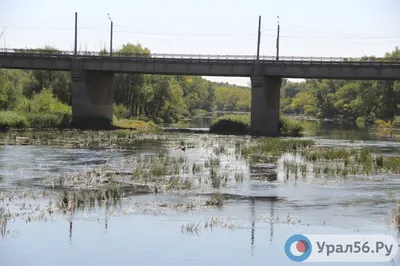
[210,167,221,188]
[205,194,225,207]
[166,177,193,190]
[242,138,315,158]
[57,184,124,213]
[0,207,11,237]
[387,191,400,230]
[209,114,304,136]
[393,202,400,230]
[192,163,203,174]
[382,157,400,173]
[303,149,351,161]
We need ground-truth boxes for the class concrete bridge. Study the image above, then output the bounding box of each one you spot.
[1,49,400,136]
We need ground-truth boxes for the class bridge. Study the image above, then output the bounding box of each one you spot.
[1,49,400,136]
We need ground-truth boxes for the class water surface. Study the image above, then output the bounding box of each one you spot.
[1,118,400,266]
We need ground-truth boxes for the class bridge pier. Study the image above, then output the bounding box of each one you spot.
[250,76,282,137]
[71,69,115,129]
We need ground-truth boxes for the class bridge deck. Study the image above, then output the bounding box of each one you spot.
[1,49,400,79]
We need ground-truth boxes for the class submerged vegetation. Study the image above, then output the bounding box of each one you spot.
[209,114,304,136]
[1,129,400,235]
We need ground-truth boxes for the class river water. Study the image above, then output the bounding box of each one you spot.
[1,115,400,266]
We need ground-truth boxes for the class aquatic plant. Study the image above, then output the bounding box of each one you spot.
[0,207,10,237]
[303,148,350,161]
[393,204,400,230]
[205,194,225,207]
[213,145,227,156]
[56,184,124,213]
[242,138,315,158]
[383,157,400,173]
[208,157,220,168]
[234,171,244,183]
[192,163,203,174]
[166,177,193,191]
[210,167,221,189]
[387,190,400,230]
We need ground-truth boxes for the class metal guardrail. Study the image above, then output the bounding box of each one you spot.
[1,48,400,64]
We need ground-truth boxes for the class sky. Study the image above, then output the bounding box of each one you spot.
[0,0,399,86]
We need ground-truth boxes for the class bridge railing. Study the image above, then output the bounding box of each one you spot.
[1,48,400,63]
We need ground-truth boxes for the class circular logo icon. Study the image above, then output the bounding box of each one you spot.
[285,234,312,262]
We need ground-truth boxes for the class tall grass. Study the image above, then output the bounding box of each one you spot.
[242,138,315,157]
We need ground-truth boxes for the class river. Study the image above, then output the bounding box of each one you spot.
[1,115,400,266]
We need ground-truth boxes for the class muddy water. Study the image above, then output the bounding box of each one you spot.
[1,119,400,266]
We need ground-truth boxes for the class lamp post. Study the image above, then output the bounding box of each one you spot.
[107,13,113,56]
[276,16,280,61]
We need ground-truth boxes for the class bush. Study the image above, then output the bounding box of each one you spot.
[153,117,164,124]
[26,113,71,129]
[356,116,365,124]
[138,116,151,122]
[210,115,250,134]
[304,105,318,116]
[14,90,72,129]
[0,111,29,130]
[113,104,129,119]
[210,114,303,136]
[279,116,304,136]
[29,89,71,115]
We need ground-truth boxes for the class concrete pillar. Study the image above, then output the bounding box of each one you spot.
[71,69,115,129]
[250,76,282,137]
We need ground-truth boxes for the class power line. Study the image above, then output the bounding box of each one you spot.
[2,24,398,39]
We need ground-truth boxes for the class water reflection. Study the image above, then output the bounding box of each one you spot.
[301,119,380,141]
[170,112,394,142]
[69,221,73,244]
[249,196,278,257]
[250,197,255,256]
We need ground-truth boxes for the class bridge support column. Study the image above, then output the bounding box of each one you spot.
[250,76,282,137]
[71,70,115,129]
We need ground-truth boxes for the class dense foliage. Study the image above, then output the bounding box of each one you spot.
[281,47,400,124]
[0,44,398,129]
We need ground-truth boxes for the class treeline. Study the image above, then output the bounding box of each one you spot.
[0,43,252,126]
[281,47,400,123]
[0,44,398,128]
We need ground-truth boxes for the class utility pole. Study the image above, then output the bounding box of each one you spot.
[108,13,113,56]
[74,12,78,56]
[256,15,261,61]
[276,16,280,60]
[0,27,7,50]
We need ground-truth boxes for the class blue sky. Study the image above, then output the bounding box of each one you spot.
[0,0,399,86]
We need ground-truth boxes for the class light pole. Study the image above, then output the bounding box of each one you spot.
[107,13,113,56]
[74,12,78,56]
[276,16,280,61]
